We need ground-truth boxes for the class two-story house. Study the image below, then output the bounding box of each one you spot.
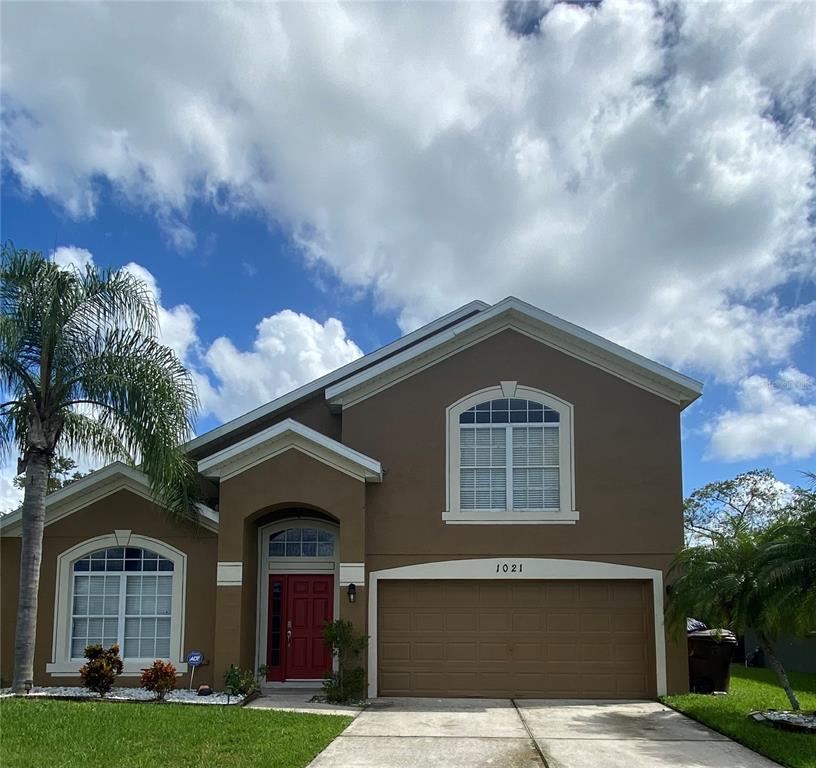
[0,297,702,698]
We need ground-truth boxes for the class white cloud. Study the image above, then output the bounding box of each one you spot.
[51,245,94,271]
[200,311,362,422]
[707,368,816,462]
[2,0,815,380]
[0,457,22,515]
[120,262,199,364]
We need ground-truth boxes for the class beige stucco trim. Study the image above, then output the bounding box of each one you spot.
[339,563,366,586]
[197,419,382,483]
[216,562,243,586]
[367,558,667,699]
[46,533,188,677]
[446,384,577,523]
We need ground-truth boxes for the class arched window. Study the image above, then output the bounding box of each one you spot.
[70,547,174,660]
[268,527,335,558]
[48,534,187,676]
[446,384,577,523]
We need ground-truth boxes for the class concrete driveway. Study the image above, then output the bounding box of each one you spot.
[307,698,781,768]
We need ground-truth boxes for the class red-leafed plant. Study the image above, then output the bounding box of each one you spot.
[140,659,177,701]
[79,644,123,697]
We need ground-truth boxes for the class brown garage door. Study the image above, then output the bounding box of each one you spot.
[378,579,655,698]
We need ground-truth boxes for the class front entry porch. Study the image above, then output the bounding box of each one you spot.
[202,422,378,685]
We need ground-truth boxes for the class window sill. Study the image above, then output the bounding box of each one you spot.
[46,661,188,676]
[443,509,579,525]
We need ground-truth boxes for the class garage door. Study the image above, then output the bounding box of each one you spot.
[378,579,656,698]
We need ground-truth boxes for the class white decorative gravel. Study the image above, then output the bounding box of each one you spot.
[0,686,245,705]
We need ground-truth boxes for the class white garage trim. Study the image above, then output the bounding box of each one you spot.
[367,558,667,698]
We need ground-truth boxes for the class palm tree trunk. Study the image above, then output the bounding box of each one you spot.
[11,450,49,693]
[757,631,800,711]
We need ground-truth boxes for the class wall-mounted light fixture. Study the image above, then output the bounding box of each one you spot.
[24,679,33,695]
[347,583,357,604]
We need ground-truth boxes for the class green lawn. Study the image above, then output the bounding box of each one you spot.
[0,698,352,768]
[663,665,816,768]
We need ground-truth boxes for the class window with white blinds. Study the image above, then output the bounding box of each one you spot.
[459,398,560,511]
[70,547,174,660]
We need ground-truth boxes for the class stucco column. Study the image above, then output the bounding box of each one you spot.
[212,487,249,686]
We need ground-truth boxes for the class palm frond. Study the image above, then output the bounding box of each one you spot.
[72,328,198,520]
[59,410,134,465]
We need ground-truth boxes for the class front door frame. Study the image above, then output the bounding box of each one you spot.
[256,517,340,682]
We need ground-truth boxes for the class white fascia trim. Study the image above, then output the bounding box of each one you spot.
[367,557,667,699]
[327,297,703,409]
[0,462,219,536]
[184,301,488,455]
[197,418,382,483]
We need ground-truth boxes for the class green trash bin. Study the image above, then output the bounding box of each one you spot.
[688,629,738,693]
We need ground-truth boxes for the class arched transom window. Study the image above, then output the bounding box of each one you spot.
[447,384,577,523]
[71,547,174,660]
[269,527,335,558]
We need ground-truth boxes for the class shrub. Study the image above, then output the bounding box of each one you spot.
[140,659,177,701]
[79,644,123,697]
[322,620,368,704]
[223,665,259,697]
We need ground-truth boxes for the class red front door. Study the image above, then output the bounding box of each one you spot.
[267,574,333,681]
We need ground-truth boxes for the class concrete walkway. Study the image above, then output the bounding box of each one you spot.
[307,698,782,768]
[244,688,364,717]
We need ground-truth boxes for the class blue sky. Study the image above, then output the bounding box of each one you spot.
[1,1,814,509]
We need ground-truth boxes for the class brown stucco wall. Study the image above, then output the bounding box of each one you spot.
[341,328,689,693]
[0,490,217,687]
[213,449,367,682]
[1,536,21,687]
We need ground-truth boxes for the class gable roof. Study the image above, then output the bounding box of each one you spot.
[0,462,219,536]
[197,418,383,483]
[185,300,487,458]
[326,297,703,409]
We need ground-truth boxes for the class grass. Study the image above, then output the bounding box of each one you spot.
[663,665,816,768]
[0,698,352,768]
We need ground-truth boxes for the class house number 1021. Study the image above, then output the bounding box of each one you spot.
[496,563,522,574]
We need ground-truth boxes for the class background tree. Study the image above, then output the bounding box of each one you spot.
[683,469,800,545]
[0,244,198,693]
[12,455,90,495]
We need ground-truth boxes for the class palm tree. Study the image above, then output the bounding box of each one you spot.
[761,492,816,637]
[665,527,802,710]
[1,244,198,693]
